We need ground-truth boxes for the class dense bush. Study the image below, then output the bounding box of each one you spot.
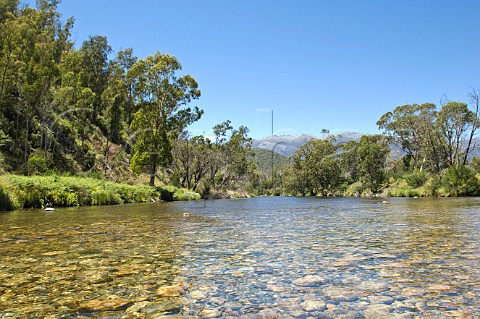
[405,169,428,188]
[441,165,480,196]
[27,156,49,175]
[0,182,17,211]
[163,185,201,201]
[91,189,123,205]
[0,174,200,210]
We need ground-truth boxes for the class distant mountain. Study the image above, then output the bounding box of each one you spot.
[252,132,364,157]
[252,134,315,157]
[252,133,480,161]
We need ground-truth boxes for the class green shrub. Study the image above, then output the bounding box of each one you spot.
[471,157,480,174]
[405,169,427,188]
[91,189,123,205]
[345,181,364,196]
[174,190,201,201]
[442,165,480,196]
[163,185,200,201]
[27,155,48,175]
[0,183,17,211]
[0,174,198,209]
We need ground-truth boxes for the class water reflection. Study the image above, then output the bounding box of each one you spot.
[0,197,479,318]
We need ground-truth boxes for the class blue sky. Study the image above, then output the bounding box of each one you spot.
[57,0,480,139]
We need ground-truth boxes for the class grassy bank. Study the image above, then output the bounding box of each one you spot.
[0,174,200,211]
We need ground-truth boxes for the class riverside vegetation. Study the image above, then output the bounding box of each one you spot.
[1,1,480,212]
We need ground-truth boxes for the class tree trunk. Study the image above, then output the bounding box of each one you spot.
[149,155,157,187]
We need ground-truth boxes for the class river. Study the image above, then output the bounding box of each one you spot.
[0,197,479,318]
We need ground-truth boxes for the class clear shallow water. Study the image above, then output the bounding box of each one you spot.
[1,197,479,318]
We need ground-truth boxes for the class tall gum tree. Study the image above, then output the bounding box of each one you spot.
[436,101,477,167]
[128,52,202,186]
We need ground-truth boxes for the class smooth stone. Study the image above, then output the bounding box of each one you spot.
[190,290,208,299]
[210,297,225,306]
[363,304,392,318]
[198,308,222,318]
[427,284,453,291]
[323,287,359,302]
[81,271,113,284]
[155,284,185,297]
[126,301,149,313]
[114,269,139,277]
[293,275,325,287]
[368,295,394,305]
[41,251,67,256]
[300,299,327,312]
[78,298,133,312]
[401,287,426,297]
[141,301,182,314]
[443,309,474,319]
[252,309,281,319]
[357,281,389,293]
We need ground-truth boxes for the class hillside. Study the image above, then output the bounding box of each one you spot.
[252,148,289,175]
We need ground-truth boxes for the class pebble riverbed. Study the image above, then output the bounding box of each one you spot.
[0,197,479,318]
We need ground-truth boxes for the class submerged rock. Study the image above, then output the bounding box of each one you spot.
[300,299,327,312]
[156,284,185,297]
[292,275,325,287]
[78,298,133,312]
[198,308,222,318]
[323,287,359,302]
[363,304,392,318]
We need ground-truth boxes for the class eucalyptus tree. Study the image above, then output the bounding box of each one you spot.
[377,103,440,171]
[0,0,18,23]
[285,138,340,196]
[436,101,477,167]
[114,48,138,126]
[99,48,138,173]
[0,0,73,171]
[52,48,95,152]
[355,135,390,192]
[201,121,255,192]
[128,52,202,186]
[463,88,480,165]
[172,134,213,191]
[216,125,254,190]
[79,35,112,123]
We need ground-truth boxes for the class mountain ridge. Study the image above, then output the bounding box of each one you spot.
[252,132,365,157]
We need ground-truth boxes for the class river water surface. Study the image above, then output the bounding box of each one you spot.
[1,197,479,318]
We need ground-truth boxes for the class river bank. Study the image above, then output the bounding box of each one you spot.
[0,174,200,211]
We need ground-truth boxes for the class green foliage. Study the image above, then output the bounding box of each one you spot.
[27,155,48,175]
[472,157,480,173]
[0,181,17,211]
[441,165,480,196]
[356,135,390,192]
[163,185,201,201]
[344,181,364,197]
[283,138,340,196]
[252,148,288,174]
[128,52,203,186]
[404,169,428,188]
[0,174,180,210]
[91,188,123,205]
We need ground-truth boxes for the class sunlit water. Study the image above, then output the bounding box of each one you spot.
[1,197,479,318]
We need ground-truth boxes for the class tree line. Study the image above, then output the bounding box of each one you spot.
[0,0,254,197]
[280,97,480,197]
